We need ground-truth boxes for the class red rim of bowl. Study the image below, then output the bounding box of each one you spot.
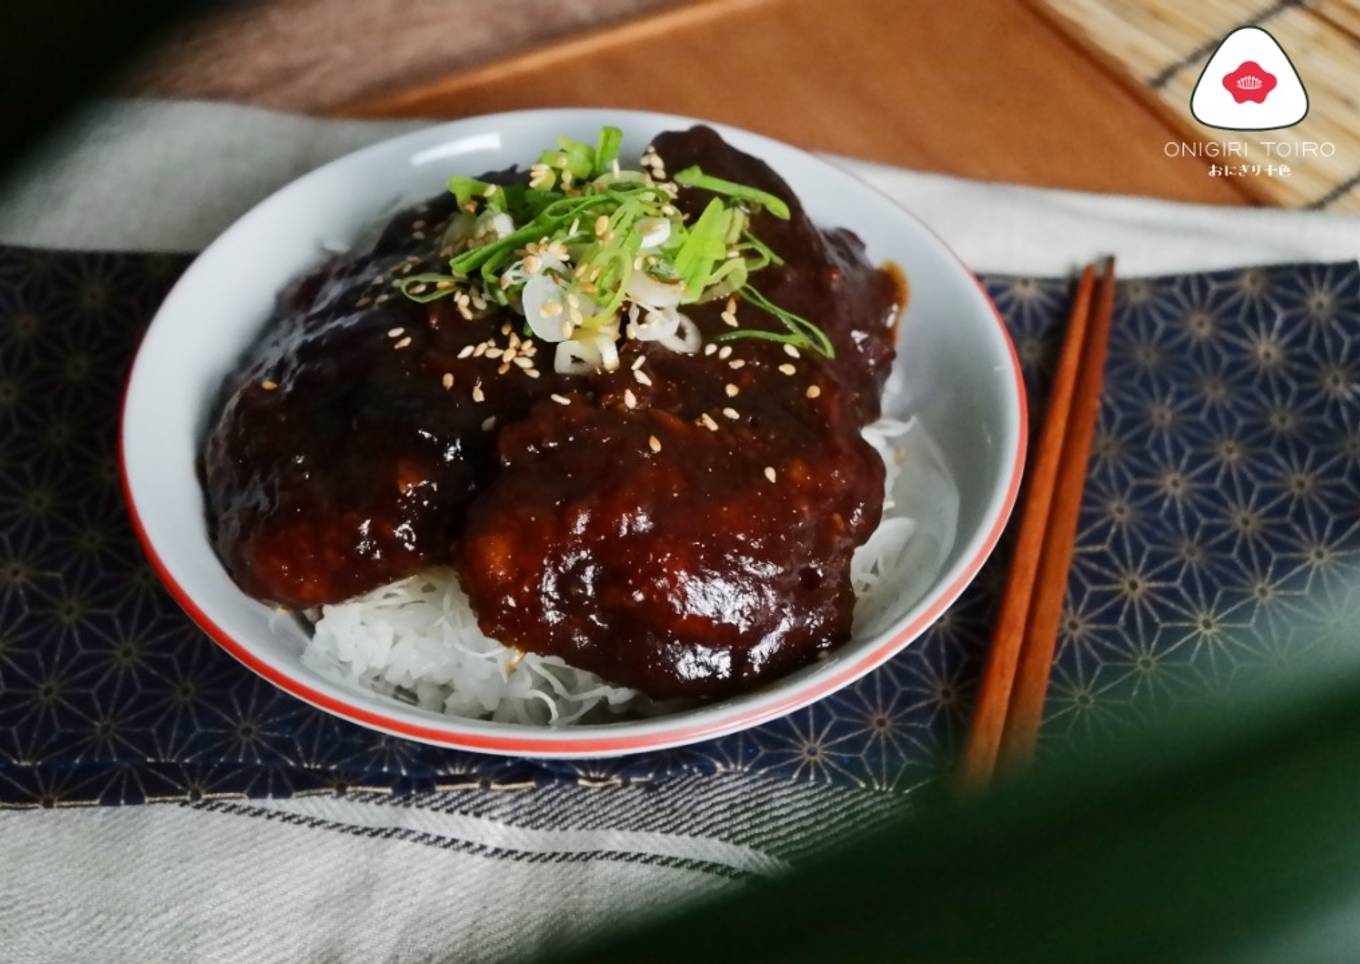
[118,131,1029,756]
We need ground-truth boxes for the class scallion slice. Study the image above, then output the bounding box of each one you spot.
[672,166,791,220]
[594,126,623,176]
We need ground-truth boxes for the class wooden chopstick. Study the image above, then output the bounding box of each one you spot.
[958,261,1113,790]
[999,259,1118,767]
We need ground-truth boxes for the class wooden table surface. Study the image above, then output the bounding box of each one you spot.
[342,0,1251,206]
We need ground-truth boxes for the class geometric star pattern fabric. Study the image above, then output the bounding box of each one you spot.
[1,246,1356,806]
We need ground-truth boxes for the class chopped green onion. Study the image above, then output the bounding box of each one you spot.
[673,198,730,299]
[672,166,791,220]
[718,284,834,358]
[399,273,460,303]
[447,175,505,212]
[594,126,623,176]
[405,126,834,368]
[538,136,595,180]
[740,231,784,268]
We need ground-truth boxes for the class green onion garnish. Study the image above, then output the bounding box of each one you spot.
[671,166,791,220]
[401,127,834,363]
[594,126,623,176]
[718,284,835,359]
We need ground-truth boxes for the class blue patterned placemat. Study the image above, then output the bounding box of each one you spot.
[1,247,1357,806]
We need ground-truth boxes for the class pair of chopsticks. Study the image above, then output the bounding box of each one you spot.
[960,259,1118,790]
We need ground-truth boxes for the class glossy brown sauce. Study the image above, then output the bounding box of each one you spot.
[202,126,900,700]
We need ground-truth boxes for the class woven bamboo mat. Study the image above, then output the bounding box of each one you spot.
[1038,0,1360,212]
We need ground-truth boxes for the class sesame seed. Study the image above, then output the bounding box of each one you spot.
[513,356,533,369]
[473,342,488,357]
[410,284,428,295]
[704,343,717,356]
[436,280,454,289]
[764,466,777,483]
[497,362,511,375]
[725,296,737,314]
[634,370,653,387]
[387,327,405,338]
[806,384,822,399]
[725,383,740,397]
[718,346,732,360]
[721,312,738,328]
[457,345,475,359]
[784,344,801,358]
[393,336,412,350]
[485,348,503,360]
[699,413,719,431]
[356,297,371,308]
[560,320,574,340]
[261,380,278,391]
[594,215,610,238]
[778,363,796,376]
[525,368,542,379]
[729,359,746,370]
[442,372,454,390]
[648,435,662,453]
[457,304,473,320]
[412,231,426,240]
[482,416,496,431]
[632,355,646,371]
[623,389,637,409]
[472,382,485,403]
[551,394,571,406]
[722,407,739,420]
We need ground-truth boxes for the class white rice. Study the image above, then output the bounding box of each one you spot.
[302,416,959,725]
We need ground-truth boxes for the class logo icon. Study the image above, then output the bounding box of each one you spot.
[1190,26,1307,130]
[1222,61,1276,103]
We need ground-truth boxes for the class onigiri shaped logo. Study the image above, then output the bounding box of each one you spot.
[1190,26,1308,130]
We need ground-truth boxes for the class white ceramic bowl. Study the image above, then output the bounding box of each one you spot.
[121,109,1026,757]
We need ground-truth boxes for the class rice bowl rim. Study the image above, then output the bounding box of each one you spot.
[120,108,1028,757]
